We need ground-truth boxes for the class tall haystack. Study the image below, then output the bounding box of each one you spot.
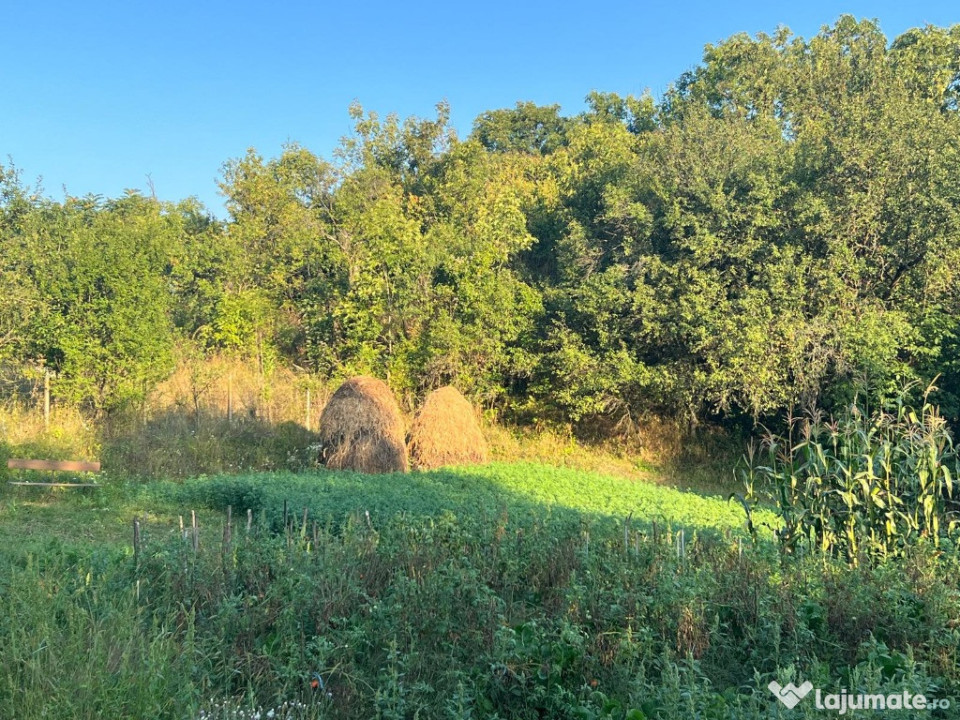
[319,376,408,473]
[408,386,489,469]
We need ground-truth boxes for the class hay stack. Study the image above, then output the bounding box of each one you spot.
[408,386,489,469]
[319,376,408,473]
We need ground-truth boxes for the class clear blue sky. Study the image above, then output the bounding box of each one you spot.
[2,1,957,215]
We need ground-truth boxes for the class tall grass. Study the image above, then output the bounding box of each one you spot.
[0,550,201,718]
[2,502,957,719]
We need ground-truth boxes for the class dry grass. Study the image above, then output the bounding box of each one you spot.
[484,423,655,482]
[319,376,408,474]
[481,417,738,494]
[0,401,99,459]
[148,352,329,428]
[408,386,488,469]
[0,355,732,488]
[0,353,326,480]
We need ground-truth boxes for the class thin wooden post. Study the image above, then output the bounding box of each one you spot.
[43,369,50,431]
[133,517,141,564]
[224,505,232,546]
[246,508,253,533]
[191,510,199,553]
[227,375,234,424]
[623,512,632,556]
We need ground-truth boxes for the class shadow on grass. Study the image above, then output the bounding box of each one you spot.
[156,461,769,540]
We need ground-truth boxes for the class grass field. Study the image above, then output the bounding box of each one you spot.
[1,462,957,719]
[0,462,762,553]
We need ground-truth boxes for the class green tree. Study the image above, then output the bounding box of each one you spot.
[472,101,569,155]
[13,193,179,412]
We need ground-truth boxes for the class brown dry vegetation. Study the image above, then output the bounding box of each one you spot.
[318,376,408,474]
[408,386,488,469]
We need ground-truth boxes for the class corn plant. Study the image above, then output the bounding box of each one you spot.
[743,384,960,563]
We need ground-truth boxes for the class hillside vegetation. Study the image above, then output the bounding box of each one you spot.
[1,16,959,438]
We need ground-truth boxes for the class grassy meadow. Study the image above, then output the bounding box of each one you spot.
[2,448,959,719]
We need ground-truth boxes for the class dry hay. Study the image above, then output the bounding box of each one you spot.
[318,376,408,473]
[408,386,489,469]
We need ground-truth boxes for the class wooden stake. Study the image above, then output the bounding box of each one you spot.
[227,375,234,424]
[623,512,632,556]
[191,510,199,553]
[305,387,311,431]
[133,517,141,564]
[43,369,50,431]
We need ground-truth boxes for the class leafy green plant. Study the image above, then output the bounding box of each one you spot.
[743,384,960,562]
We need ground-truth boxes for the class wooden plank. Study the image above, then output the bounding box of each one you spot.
[8,482,100,488]
[6,459,101,473]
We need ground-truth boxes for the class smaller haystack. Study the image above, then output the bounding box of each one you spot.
[408,386,489,469]
[319,376,408,473]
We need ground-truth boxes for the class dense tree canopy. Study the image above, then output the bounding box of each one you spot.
[2,16,959,428]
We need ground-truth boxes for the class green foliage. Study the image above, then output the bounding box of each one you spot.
[3,466,960,718]
[171,461,769,536]
[527,16,960,426]
[10,193,183,412]
[743,386,960,562]
[5,14,960,430]
[471,101,569,155]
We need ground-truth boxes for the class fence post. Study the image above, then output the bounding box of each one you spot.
[227,374,234,424]
[132,516,141,565]
[305,387,312,431]
[44,369,51,431]
[191,510,199,553]
[623,512,632,556]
